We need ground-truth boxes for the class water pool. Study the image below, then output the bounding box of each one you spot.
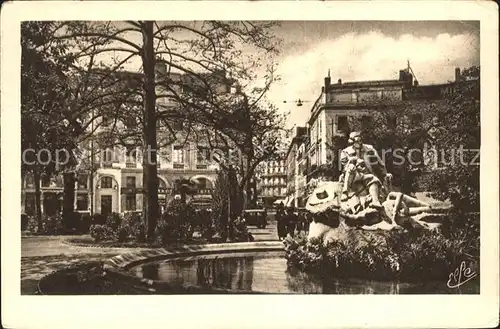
[129,251,479,294]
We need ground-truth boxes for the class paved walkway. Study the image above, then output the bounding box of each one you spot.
[21,236,139,294]
[247,220,278,241]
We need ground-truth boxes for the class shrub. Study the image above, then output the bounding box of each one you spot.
[39,214,65,235]
[118,212,146,243]
[105,212,122,231]
[89,224,114,242]
[284,233,325,272]
[156,200,198,245]
[92,213,106,225]
[26,215,38,233]
[88,212,148,243]
[198,209,215,239]
[284,227,478,282]
[21,214,29,231]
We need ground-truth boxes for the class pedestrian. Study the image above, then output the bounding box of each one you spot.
[304,211,313,234]
[276,202,286,240]
[297,211,307,234]
[285,207,298,237]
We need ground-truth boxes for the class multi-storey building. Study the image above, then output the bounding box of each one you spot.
[295,135,309,208]
[21,61,234,216]
[307,69,413,172]
[255,159,287,208]
[285,66,466,204]
[284,126,308,208]
[306,67,463,179]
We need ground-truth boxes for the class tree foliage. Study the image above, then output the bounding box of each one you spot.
[21,22,80,229]
[34,21,282,237]
[420,66,480,212]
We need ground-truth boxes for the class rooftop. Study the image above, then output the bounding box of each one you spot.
[328,79,407,90]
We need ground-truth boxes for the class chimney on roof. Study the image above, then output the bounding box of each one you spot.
[399,70,405,81]
[455,68,461,83]
[324,69,331,91]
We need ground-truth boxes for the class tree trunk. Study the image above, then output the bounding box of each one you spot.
[243,156,251,209]
[228,166,243,219]
[63,171,76,231]
[33,168,42,232]
[141,21,160,241]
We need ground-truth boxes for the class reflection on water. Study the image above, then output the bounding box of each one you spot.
[131,252,479,294]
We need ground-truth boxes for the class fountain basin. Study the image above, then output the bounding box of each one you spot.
[104,242,479,294]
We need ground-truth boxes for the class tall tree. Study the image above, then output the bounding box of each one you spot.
[21,22,79,230]
[421,66,480,213]
[48,21,281,240]
[194,87,287,209]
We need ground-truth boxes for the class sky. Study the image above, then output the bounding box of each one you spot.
[267,21,479,128]
[94,21,480,129]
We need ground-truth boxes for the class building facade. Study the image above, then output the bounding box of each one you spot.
[284,126,308,208]
[307,69,413,172]
[21,61,233,216]
[255,159,287,208]
[286,66,464,204]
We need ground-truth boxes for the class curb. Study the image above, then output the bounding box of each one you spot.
[61,239,155,250]
[102,241,285,294]
[104,241,285,270]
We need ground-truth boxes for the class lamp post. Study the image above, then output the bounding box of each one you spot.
[283,99,311,107]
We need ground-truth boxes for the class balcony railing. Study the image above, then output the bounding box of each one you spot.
[196,164,208,170]
[125,162,136,168]
[173,163,184,169]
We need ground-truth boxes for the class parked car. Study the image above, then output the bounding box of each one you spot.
[242,209,267,228]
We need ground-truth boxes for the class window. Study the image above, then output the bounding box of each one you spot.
[126,194,136,211]
[102,149,114,163]
[25,194,36,215]
[101,177,113,189]
[126,176,136,188]
[126,147,137,163]
[173,146,184,163]
[41,175,50,187]
[77,174,88,189]
[25,174,34,188]
[76,194,88,211]
[337,116,349,134]
[197,146,209,162]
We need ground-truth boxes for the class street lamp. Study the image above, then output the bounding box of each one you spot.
[283,99,310,107]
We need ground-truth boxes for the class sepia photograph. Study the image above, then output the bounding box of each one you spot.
[2,1,498,329]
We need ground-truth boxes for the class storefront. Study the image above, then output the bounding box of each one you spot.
[96,175,119,215]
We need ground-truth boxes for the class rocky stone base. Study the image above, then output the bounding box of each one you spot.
[308,221,391,247]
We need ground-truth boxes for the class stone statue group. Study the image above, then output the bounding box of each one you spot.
[306,132,447,233]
